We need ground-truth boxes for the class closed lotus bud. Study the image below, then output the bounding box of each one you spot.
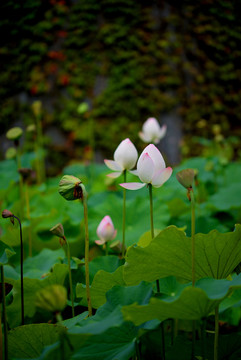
[176,169,195,189]
[35,284,67,312]
[95,215,117,245]
[5,147,17,160]
[32,100,42,117]
[58,175,86,201]
[6,127,23,141]
[2,209,14,219]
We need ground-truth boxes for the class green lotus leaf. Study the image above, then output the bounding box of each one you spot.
[123,224,241,285]
[122,274,241,325]
[6,263,68,328]
[8,323,66,359]
[0,240,15,265]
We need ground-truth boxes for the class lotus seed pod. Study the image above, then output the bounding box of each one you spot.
[6,127,23,141]
[50,223,65,240]
[26,124,36,133]
[35,284,67,312]
[59,175,87,201]
[176,169,195,189]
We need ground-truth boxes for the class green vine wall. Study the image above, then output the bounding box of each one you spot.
[0,0,240,168]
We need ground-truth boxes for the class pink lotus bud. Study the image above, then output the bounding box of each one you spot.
[139,117,167,144]
[120,144,172,190]
[104,138,138,178]
[96,216,117,244]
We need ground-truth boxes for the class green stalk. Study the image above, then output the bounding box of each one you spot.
[82,197,92,317]
[25,183,32,257]
[66,242,75,318]
[189,189,196,359]
[149,185,160,292]
[0,309,3,360]
[201,318,207,360]
[36,113,45,184]
[121,170,127,258]
[214,306,219,360]
[149,184,165,359]
[1,266,8,360]
[189,189,195,287]
[13,216,24,325]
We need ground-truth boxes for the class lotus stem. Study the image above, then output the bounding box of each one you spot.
[82,197,92,316]
[25,183,32,257]
[149,184,160,292]
[214,306,219,360]
[121,170,127,258]
[1,266,8,360]
[13,215,24,325]
[189,189,195,287]
[66,242,75,318]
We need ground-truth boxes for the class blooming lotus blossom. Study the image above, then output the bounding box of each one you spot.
[95,216,117,245]
[139,117,167,144]
[104,138,138,178]
[120,144,172,190]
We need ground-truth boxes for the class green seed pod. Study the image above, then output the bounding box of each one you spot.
[176,168,195,189]
[58,175,86,201]
[50,223,65,240]
[35,284,67,313]
[6,127,23,141]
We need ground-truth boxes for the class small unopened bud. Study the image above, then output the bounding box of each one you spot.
[6,127,23,141]
[18,168,32,182]
[2,209,14,219]
[176,169,195,189]
[50,223,66,246]
[58,175,86,201]
[35,284,67,313]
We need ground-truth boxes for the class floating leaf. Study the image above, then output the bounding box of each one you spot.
[124,225,241,285]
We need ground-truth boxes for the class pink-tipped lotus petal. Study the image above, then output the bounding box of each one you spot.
[107,171,122,178]
[119,182,146,190]
[138,131,149,143]
[158,124,167,140]
[104,159,122,171]
[95,239,106,245]
[137,153,155,183]
[144,144,166,170]
[152,167,173,188]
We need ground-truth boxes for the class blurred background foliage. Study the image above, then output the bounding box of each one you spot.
[0,0,240,174]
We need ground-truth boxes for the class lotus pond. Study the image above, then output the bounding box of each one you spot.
[1,147,241,360]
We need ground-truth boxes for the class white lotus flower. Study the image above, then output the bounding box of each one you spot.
[104,138,138,178]
[95,215,117,245]
[139,117,167,144]
[120,144,172,190]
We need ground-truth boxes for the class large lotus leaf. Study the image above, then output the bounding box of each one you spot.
[6,263,68,328]
[4,248,65,280]
[122,274,241,325]
[0,240,15,265]
[71,322,137,360]
[124,224,241,285]
[208,182,241,211]
[76,265,125,309]
[8,323,66,359]
[88,255,123,283]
